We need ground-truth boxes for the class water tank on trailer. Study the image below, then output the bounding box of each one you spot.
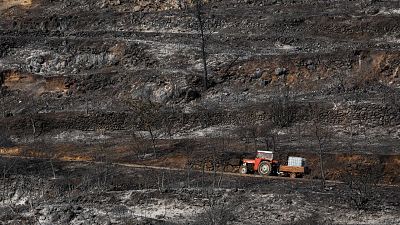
[288,157,306,167]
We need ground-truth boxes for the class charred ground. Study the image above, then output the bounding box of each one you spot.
[0,156,399,224]
[0,0,400,224]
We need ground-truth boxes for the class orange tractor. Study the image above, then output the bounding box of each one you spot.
[239,150,309,178]
[239,150,280,176]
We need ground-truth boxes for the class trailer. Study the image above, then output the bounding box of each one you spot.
[279,165,309,178]
[279,156,309,178]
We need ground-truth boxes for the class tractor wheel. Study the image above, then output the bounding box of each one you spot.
[258,161,271,176]
[290,173,297,179]
[239,166,247,174]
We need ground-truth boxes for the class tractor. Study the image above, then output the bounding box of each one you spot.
[239,150,279,176]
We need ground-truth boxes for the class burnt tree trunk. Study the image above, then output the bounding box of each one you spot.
[195,0,208,90]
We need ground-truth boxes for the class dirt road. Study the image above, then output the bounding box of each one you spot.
[4,153,399,188]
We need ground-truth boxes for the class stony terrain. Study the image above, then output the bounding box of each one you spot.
[1,0,399,151]
[0,157,399,225]
[0,0,400,224]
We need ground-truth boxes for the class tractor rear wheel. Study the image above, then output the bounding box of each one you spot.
[258,161,271,176]
[239,166,247,174]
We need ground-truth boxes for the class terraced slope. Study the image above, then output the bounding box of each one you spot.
[0,0,399,153]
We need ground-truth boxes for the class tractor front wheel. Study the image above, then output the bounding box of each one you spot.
[239,165,247,174]
[258,161,271,176]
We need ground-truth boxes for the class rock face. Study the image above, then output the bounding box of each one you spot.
[0,0,399,152]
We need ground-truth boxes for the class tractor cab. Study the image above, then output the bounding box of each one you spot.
[240,150,279,176]
[256,150,273,160]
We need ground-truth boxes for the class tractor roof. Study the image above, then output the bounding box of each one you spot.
[257,150,273,154]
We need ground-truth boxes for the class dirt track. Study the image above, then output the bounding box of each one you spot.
[2,154,400,189]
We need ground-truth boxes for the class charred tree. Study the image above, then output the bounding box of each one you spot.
[342,162,384,210]
[194,0,209,90]
[126,99,161,155]
[310,104,332,189]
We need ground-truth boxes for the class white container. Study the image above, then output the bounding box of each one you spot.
[288,156,306,167]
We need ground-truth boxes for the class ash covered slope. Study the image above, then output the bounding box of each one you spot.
[0,0,399,151]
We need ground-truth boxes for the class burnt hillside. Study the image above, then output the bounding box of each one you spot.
[0,0,399,154]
